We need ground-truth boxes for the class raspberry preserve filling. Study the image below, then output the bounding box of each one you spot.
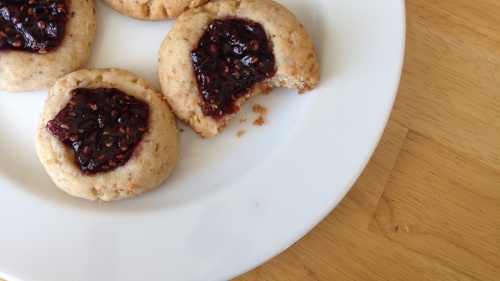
[0,0,67,53]
[191,18,276,118]
[46,88,149,174]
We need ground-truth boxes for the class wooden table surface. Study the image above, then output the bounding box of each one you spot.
[235,0,500,280]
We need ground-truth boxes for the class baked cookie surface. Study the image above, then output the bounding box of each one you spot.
[103,0,210,20]
[35,68,179,201]
[158,0,320,138]
[0,0,96,93]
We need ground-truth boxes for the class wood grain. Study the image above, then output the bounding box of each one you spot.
[234,0,500,279]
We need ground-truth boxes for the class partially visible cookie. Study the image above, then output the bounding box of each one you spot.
[158,0,320,138]
[0,0,96,93]
[35,68,179,201]
[103,0,210,20]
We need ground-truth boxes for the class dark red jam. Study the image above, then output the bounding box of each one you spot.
[0,0,67,53]
[191,18,276,118]
[46,88,149,174]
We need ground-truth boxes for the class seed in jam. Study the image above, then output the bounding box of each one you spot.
[190,18,276,118]
[0,0,67,53]
[46,88,149,174]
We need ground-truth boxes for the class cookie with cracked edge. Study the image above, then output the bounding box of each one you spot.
[0,0,96,92]
[103,0,210,20]
[35,68,179,201]
[158,0,320,138]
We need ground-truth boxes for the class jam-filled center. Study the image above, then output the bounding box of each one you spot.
[0,0,67,53]
[46,88,149,174]
[191,18,276,119]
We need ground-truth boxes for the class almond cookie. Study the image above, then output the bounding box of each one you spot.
[103,0,210,20]
[0,0,96,92]
[35,68,179,201]
[158,0,320,138]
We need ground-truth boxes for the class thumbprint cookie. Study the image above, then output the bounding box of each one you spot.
[158,0,320,137]
[103,0,210,20]
[35,68,179,201]
[0,0,96,92]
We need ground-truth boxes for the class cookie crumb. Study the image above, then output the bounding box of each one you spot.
[237,130,245,137]
[240,118,247,123]
[179,128,185,133]
[262,87,273,95]
[252,104,267,126]
[253,104,267,116]
[253,116,265,126]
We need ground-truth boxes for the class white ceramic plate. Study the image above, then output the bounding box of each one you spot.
[0,0,405,280]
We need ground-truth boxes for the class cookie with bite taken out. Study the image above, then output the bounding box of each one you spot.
[158,0,320,138]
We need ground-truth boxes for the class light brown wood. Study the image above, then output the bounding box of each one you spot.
[234,0,500,280]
